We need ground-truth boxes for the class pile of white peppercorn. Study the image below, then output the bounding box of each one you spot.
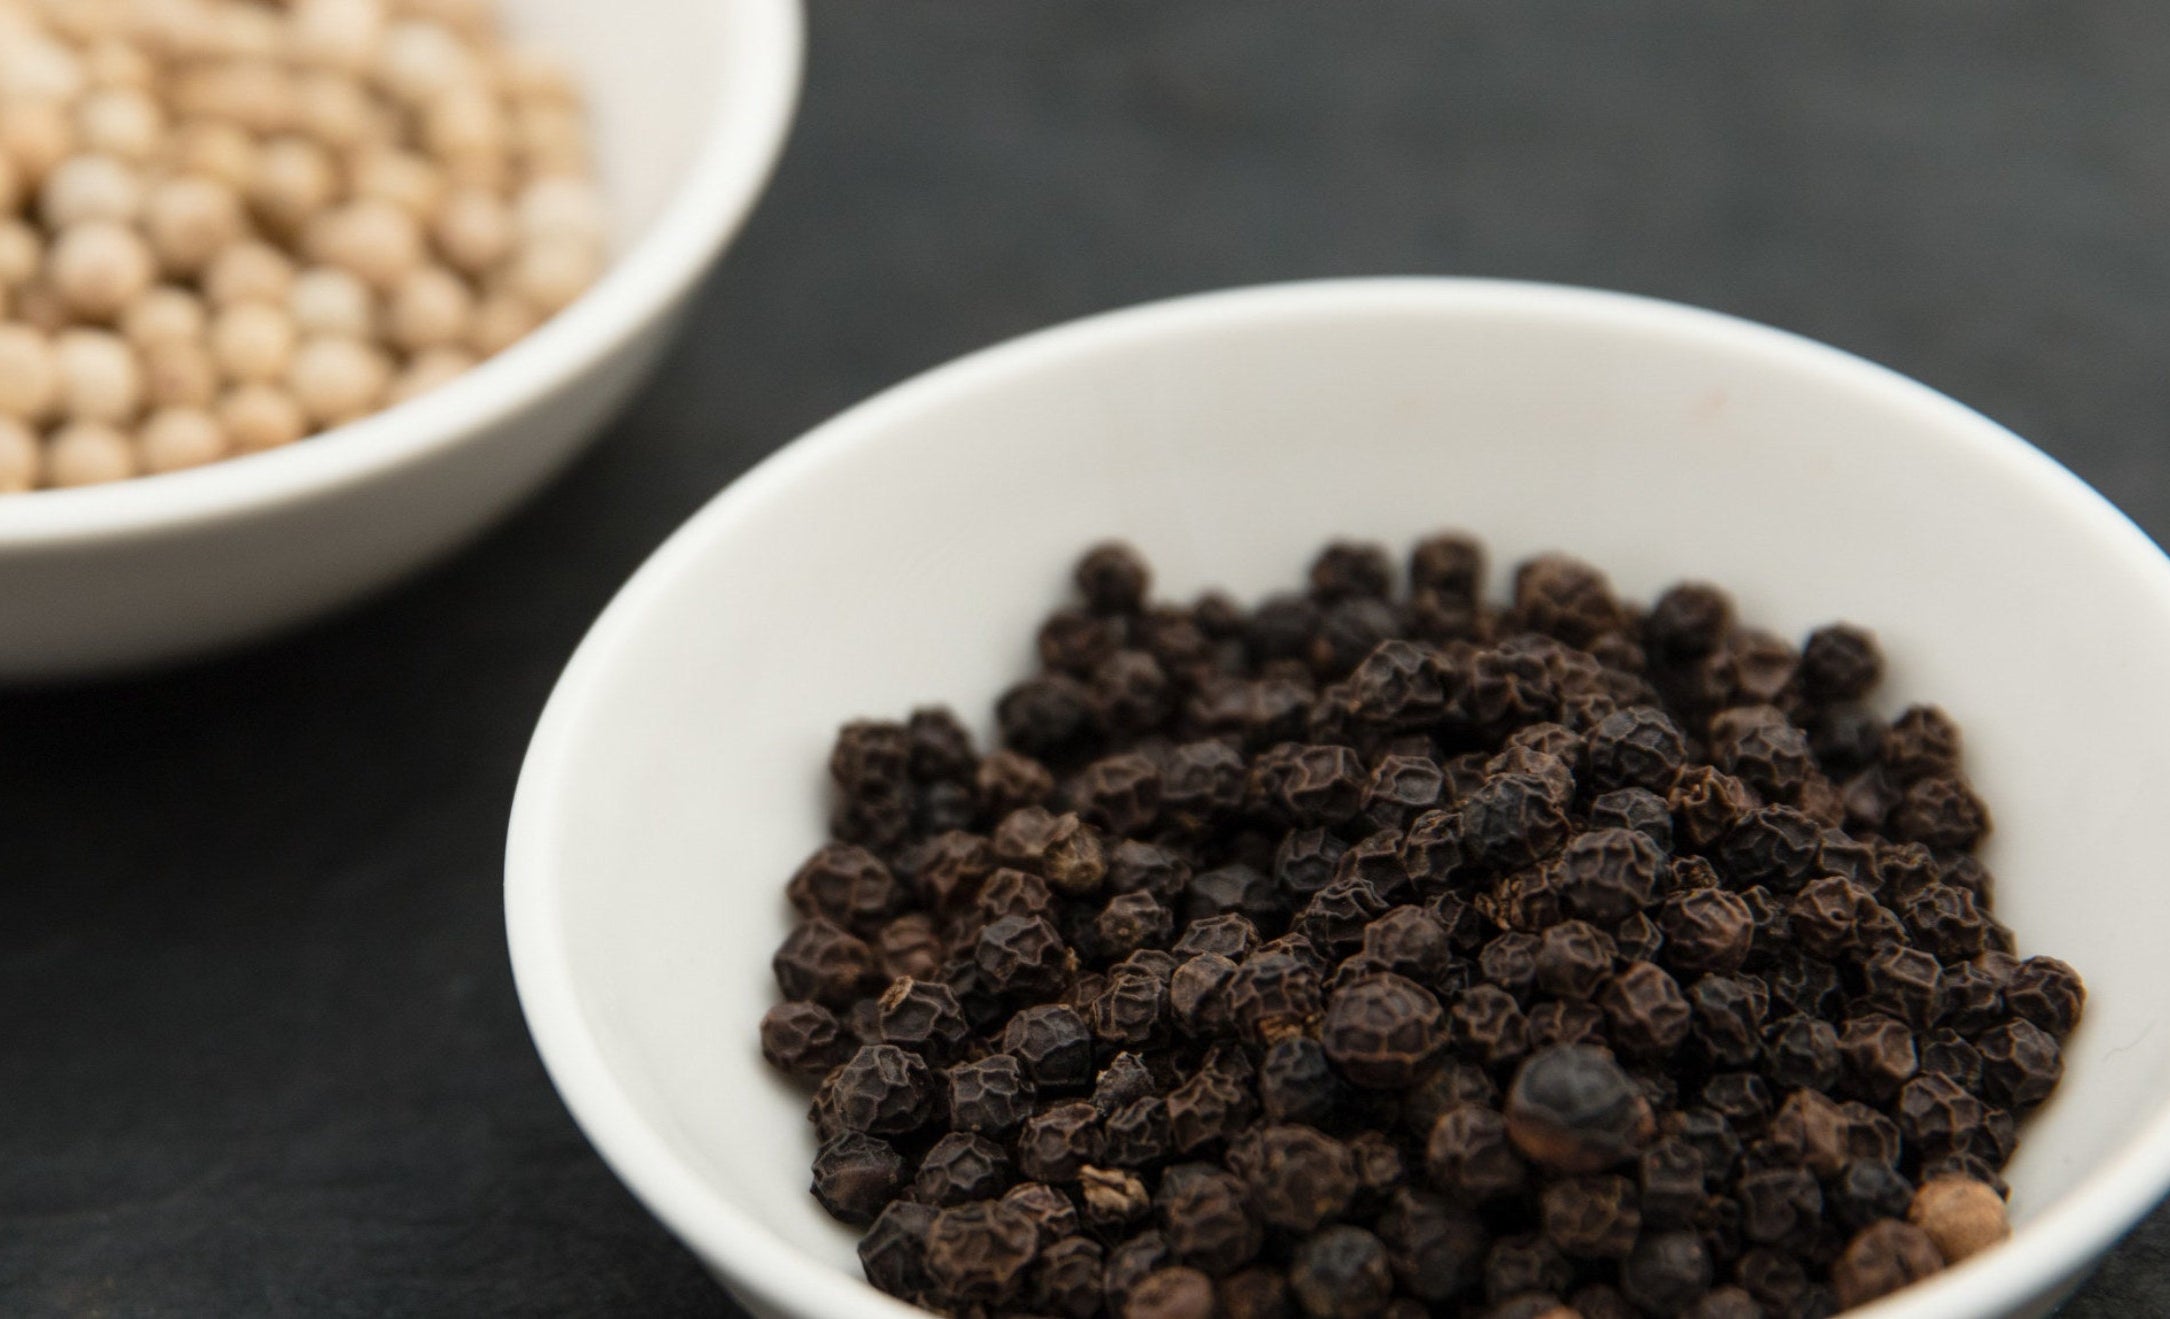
[0,0,604,490]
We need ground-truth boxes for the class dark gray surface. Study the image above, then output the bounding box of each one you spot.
[2,1,2166,1313]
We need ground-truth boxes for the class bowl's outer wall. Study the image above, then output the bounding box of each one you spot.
[0,311,678,677]
[509,281,2170,1319]
[0,0,797,677]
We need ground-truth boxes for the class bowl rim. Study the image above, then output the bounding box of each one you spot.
[0,0,806,549]
[506,276,2170,1319]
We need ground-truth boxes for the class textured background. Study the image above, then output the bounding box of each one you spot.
[5,1,2168,1314]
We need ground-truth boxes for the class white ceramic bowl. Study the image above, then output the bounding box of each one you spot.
[506,278,2170,1319]
[0,0,802,679]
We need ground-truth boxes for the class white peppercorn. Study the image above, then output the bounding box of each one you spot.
[81,38,154,92]
[0,324,59,419]
[347,147,443,218]
[123,285,209,349]
[74,86,163,163]
[466,287,536,356]
[39,152,142,227]
[0,99,75,185]
[288,334,389,424]
[0,220,43,287]
[507,234,599,314]
[210,302,298,384]
[49,219,155,320]
[250,136,341,235]
[288,0,387,75]
[219,383,307,452]
[204,241,296,308]
[429,185,510,274]
[171,119,259,191]
[52,327,141,422]
[388,345,475,405]
[378,20,475,106]
[305,197,423,290]
[386,264,470,353]
[141,175,246,277]
[293,70,383,150]
[0,0,598,487]
[140,339,219,410]
[289,266,376,339]
[46,419,136,486]
[137,405,229,473]
[0,415,39,491]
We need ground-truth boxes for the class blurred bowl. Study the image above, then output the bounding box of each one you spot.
[506,278,2170,1319]
[0,0,803,679]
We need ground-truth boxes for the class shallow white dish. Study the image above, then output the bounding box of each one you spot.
[506,278,2170,1319]
[0,0,802,679]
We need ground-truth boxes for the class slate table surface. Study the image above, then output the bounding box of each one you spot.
[7,2,2170,1314]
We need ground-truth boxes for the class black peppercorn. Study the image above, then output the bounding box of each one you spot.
[925,1198,1041,1306]
[1506,1045,1655,1172]
[1621,1229,1713,1312]
[1227,1123,1360,1233]
[1289,1225,1395,1319]
[1004,1004,1095,1090]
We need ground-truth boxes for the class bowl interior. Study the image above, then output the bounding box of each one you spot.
[510,280,2170,1317]
[503,0,725,249]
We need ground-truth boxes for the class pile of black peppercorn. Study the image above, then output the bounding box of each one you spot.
[759,534,2085,1319]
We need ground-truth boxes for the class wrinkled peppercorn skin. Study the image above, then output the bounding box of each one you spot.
[757,535,2075,1319]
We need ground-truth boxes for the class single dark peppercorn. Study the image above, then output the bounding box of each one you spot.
[1833,1220,1945,1310]
[1483,1234,1574,1306]
[759,1000,852,1081]
[1411,532,1486,599]
[1621,1229,1713,1312]
[1896,1073,1985,1153]
[1033,1235,1107,1318]
[945,1053,1034,1137]
[1646,582,1734,660]
[773,917,879,1008]
[821,1044,934,1135]
[1542,1174,1642,1258]
[1004,1004,1095,1090]
[912,1131,1013,1206]
[1020,1100,1106,1182]
[1229,948,1327,1043]
[925,1198,1041,1306]
[1427,1103,1530,1201]
[1799,624,1883,703]
[1460,772,1571,872]
[859,1197,936,1299]
[1321,972,1447,1087]
[1832,1159,1916,1233]
[2004,955,2085,1039]
[1158,1164,1263,1278]
[1126,1265,1216,1319]
[1452,983,1531,1067]
[1590,785,1675,851]
[1534,920,1618,1000]
[810,1131,906,1225]
[1165,1048,1259,1154]
[1658,888,1755,976]
[1076,542,1152,613]
[1588,705,1689,793]
[1882,706,1963,782]
[1682,1285,1763,1319]
[1599,960,1693,1057]
[1977,1017,2063,1110]
[1289,1226,1396,1319]
[1227,1123,1360,1233]
[1640,1136,1708,1229]
[875,975,970,1059]
[1506,1045,1655,1172]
